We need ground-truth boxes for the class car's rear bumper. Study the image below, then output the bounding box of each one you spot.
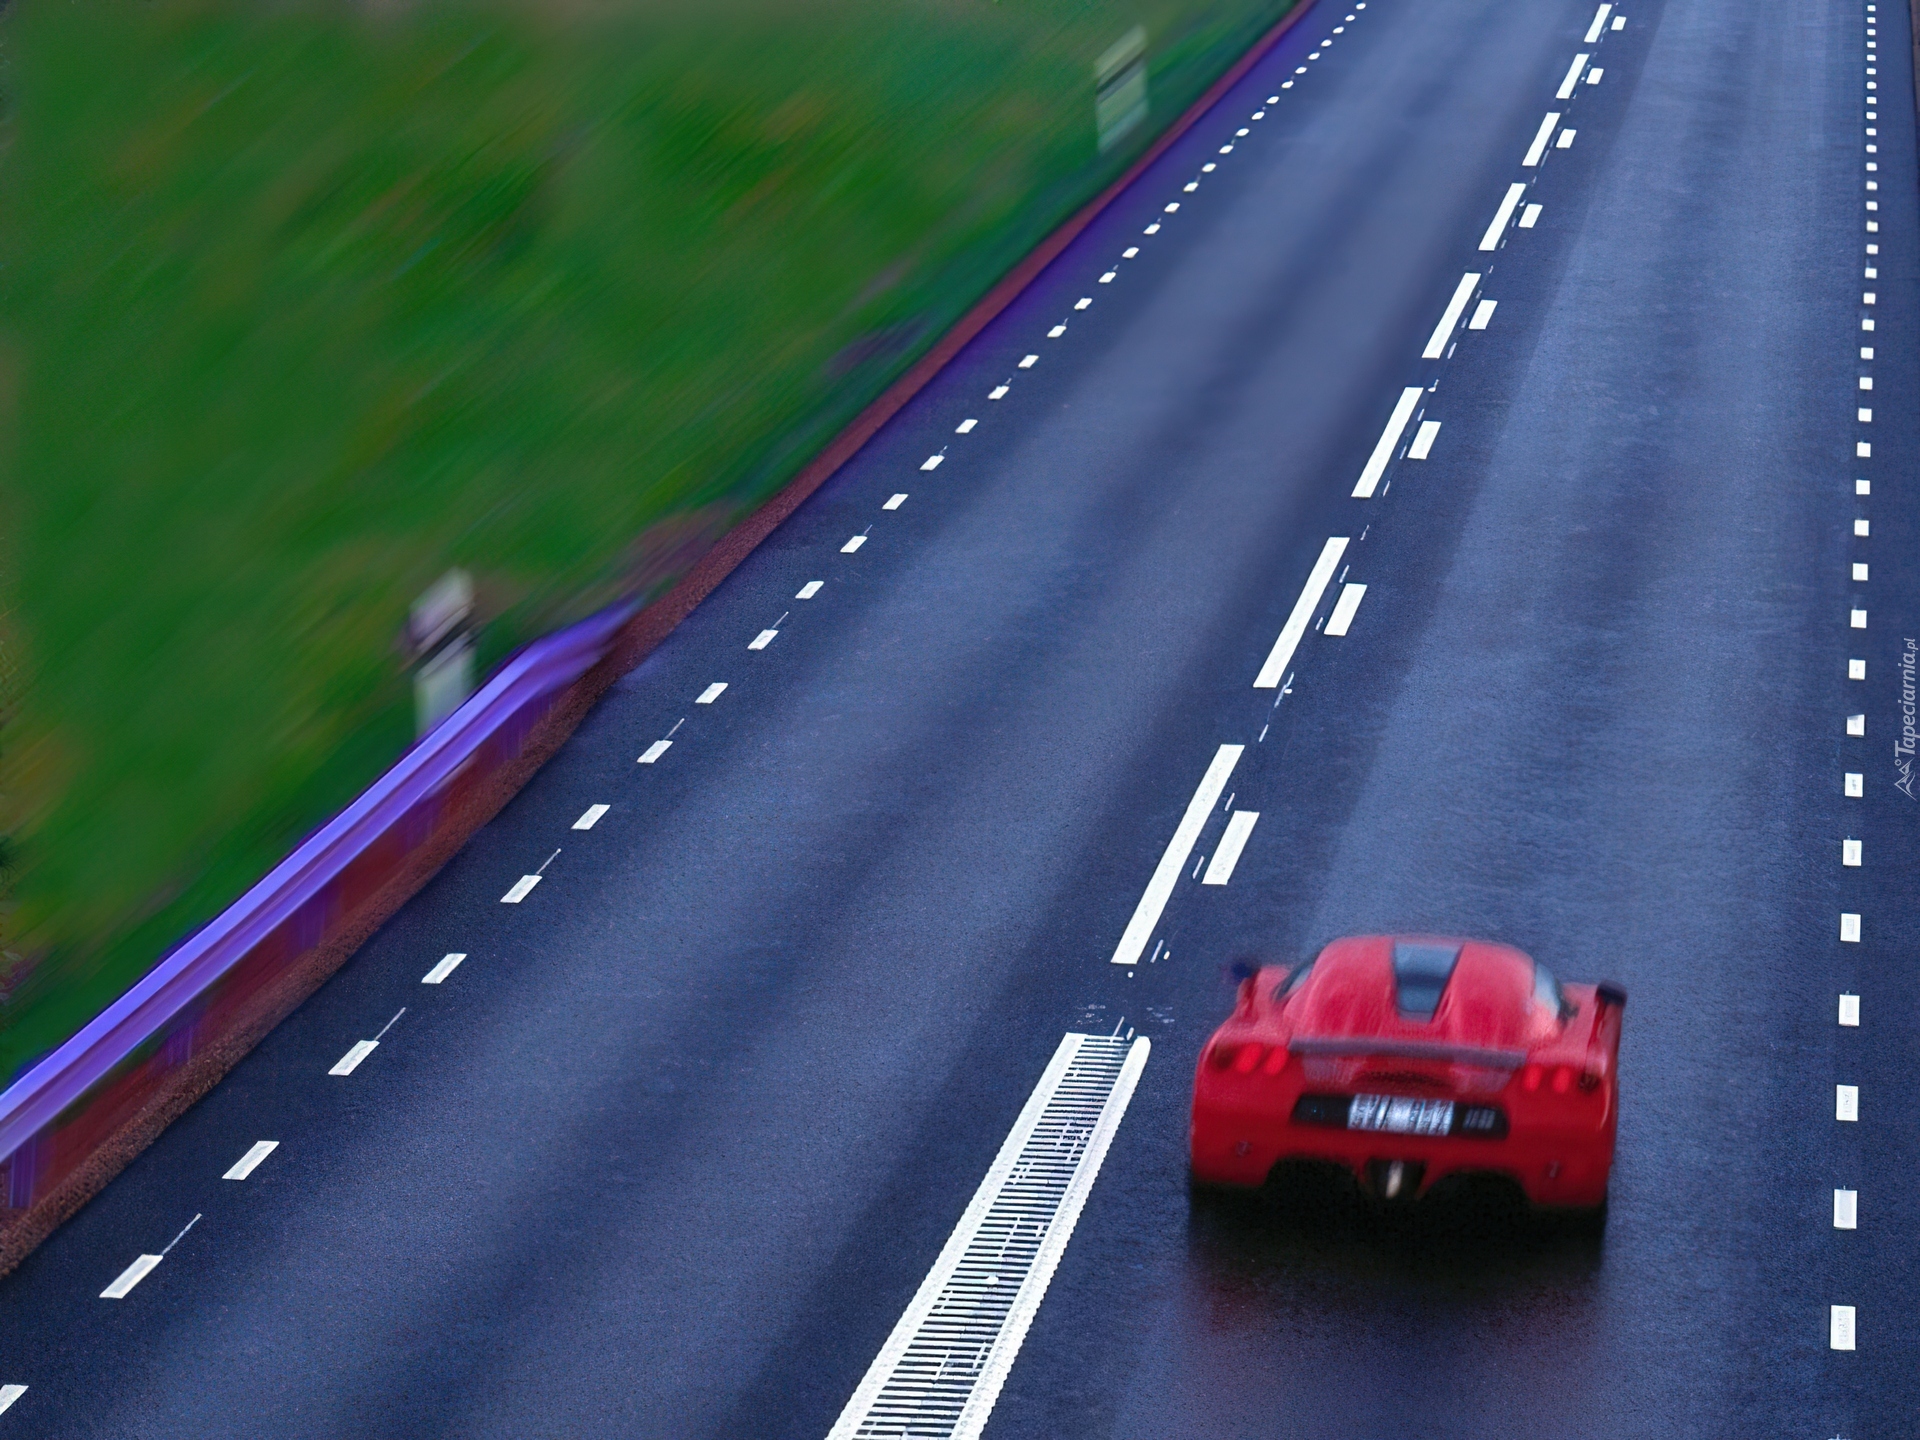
[1191,1108,1614,1209]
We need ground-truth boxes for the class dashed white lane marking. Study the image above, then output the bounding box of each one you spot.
[1835,1189,1859,1229]
[1352,388,1424,497]
[1851,608,1868,628]
[1853,562,1869,580]
[1123,246,1139,258]
[1844,838,1863,866]
[1860,376,1873,391]
[1612,13,1625,27]
[1019,355,1038,368]
[1202,811,1261,885]
[1840,992,1861,1025]
[1588,67,1604,83]
[1324,583,1368,636]
[884,494,908,511]
[1480,183,1528,250]
[1556,54,1592,99]
[1837,1084,1859,1120]
[1469,299,1498,329]
[422,952,467,984]
[989,385,1010,400]
[1110,745,1244,965]
[223,1141,279,1180]
[1832,1305,1857,1349]
[0,1386,23,1415]
[1423,272,1483,358]
[1846,771,1864,797]
[1841,912,1862,942]
[101,1254,164,1300]
[1857,441,1872,457]
[1585,4,1613,42]
[1075,297,1093,309]
[1856,517,1871,533]
[825,1034,1147,1440]
[331,1037,379,1073]
[1847,713,1865,735]
[1164,202,1180,214]
[696,683,727,705]
[797,581,824,599]
[574,802,612,828]
[841,535,868,553]
[1862,317,1875,331]
[1101,270,1118,282]
[1556,129,1577,149]
[1255,537,1350,687]
[1519,203,1543,228]
[1049,323,1069,338]
[749,629,779,650]
[637,740,673,765]
[1408,420,1442,459]
[957,418,978,432]
[1864,291,1877,304]
[922,454,945,471]
[1522,113,1563,167]
[1857,479,1871,494]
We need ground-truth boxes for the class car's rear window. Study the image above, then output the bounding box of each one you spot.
[1533,961,1568,1017]
[1392,942,1461,1020]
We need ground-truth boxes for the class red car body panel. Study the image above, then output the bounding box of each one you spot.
[1189,935,1624,1209]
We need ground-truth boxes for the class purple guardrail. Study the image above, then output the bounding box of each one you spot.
[0,601,631,1265]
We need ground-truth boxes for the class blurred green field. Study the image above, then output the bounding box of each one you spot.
[0,0,1294,1079]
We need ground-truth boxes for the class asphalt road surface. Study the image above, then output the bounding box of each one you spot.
[2,0,1912,1432]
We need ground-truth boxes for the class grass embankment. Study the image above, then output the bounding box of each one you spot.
[0,0,1294,1079]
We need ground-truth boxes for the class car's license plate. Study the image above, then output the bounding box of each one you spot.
[1348,1094,1454,1136]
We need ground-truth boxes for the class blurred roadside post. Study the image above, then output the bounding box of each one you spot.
[1096,27,1149,152]
[407,570,474,737]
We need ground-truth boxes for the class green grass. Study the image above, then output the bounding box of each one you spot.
[0,0,1294,1080]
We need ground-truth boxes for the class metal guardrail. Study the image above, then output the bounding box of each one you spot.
[0,601,631,1268]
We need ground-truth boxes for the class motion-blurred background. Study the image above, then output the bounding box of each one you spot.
[0,0,1293,1083]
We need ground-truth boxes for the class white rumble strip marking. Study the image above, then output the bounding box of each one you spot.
[825,1033,1149,1440]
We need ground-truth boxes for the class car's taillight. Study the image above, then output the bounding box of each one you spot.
[1551,1066,1573,1094]
[1232,1043,1266,1074]
[1261,1046,1288,1076]
[1522,1065,1543,1091]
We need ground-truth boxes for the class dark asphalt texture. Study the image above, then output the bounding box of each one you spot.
[2,0,1912,1433]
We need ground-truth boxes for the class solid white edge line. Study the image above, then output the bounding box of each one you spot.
[1352,388,1424,497]
[101,1254,163,1300]
[1408,419,1442,459]
[1585,4,1612,42]
[1522,112,1563,166]
[1202,811,1261,884]
[1422,272,1482,358]
[329,1039,378,1075]
[422,952,467,984]
[1254,537,1350,687]
[573,803,611,829]
[952,1037,1150,1439]
[1479,183,1528,250]
[1324,583,1368,636]
[1556,54,1591,99]
[1110,746,1243,964]
[222,1140,279,1180]
[0,1385,23,1415]
[826,1035,1150,1440]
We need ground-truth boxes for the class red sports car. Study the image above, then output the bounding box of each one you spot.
[1190,935,1624,1215]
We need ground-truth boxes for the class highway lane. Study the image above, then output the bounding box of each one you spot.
[0,0,1910,1433]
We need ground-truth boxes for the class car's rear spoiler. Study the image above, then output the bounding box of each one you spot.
[1288,1037,1529,1070]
